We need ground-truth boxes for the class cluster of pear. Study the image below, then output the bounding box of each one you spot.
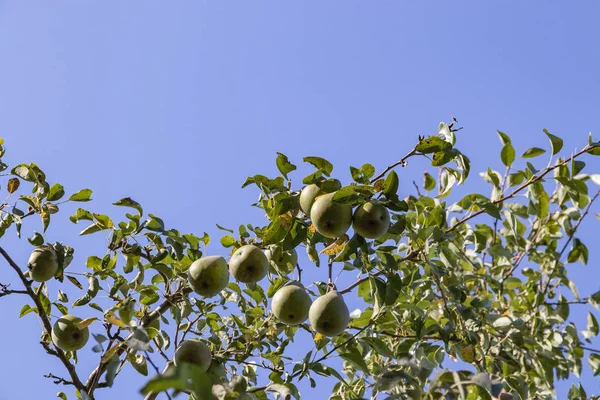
[188,245,351,337]
[300,180,391,239]
[42,178,387,354]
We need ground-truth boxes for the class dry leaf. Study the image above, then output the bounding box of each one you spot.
[105,312,126,328]
[7,178,20,194]
[77,317,98,330]
[320,234,349,255]
[101,344,121,363]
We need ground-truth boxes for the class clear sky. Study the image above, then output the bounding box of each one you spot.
[0,2,599,399]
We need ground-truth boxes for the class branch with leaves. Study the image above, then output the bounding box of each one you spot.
[1,124,600,400]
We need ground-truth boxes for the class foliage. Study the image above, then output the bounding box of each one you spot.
[0,124,600,400]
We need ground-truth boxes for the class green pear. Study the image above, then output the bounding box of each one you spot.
[310,192,352,238]
[271,283,312,325]
[51,314,90,352]
[206,361,228,384]
[27,246,58,282]
[352,200,391,239]
[300,180,342,215]
[174,339,212,372]
[309,291,350,337]
[265,245,298,275]
[229,245,268,283]
[188,256,230,297]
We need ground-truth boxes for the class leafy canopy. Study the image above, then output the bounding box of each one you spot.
[1,124,600,400]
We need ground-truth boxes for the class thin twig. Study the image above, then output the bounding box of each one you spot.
[223,358,282,373]
[544,299,590,305]
[313,324,371,365]
[370,148,418,183]
[144,351,173,400]
[44,373,73,386]
[180,314,203,344]
[412,180,422,197]
[579,346,600,355]
[0,283,28,297]
[153,338,171,362]
[296,263,302,282]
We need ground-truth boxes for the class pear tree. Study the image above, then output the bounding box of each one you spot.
[1,122,600,400]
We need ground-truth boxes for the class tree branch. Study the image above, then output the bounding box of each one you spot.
[84,287,192,396]
[446,145,599,233]
[0,247,85,391]
[339,250,419,294]
[44,373,74,386]
[542,188,600,296]
[0,282,28,297]
[370,148,418,183]
[558,188,600,260]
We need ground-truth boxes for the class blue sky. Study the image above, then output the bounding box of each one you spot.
[0,1,599,399]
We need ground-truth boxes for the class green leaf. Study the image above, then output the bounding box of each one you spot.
[79,223,105,236]
[568,383,587,400]
[385,274,402,305]
[140,364,212,399]
[69,189,93,202]
[28,232,44,246]
[522,147,546,158]
[267,278,289,298]
[339,351,370,373]
[416,136,452,154]
[113,197,143,215]
[70,208,94,223]
[220,235,236,248]
[276,153,297,179]
[500,143,515,167]
[503,277,522,290]
[544,128,564,155]
[350,164,375,184]
[67,276,83,290]
[47,184,65,201]
[466,384,492,400]
[423,172,436,191]
[432,149,458,166]
[216,224,234,233]
[361,337,394,358]
[382,171,399,198]
[73,276,99,307]
[497,131,512,145]
[127,353,148,376]
[38,292,52,316]
[19,304,37,318]
[303,156,333,176]
[589,354,600,376]
[582,312,599,339]
[331,186,366,206]
[266,383,293,400]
